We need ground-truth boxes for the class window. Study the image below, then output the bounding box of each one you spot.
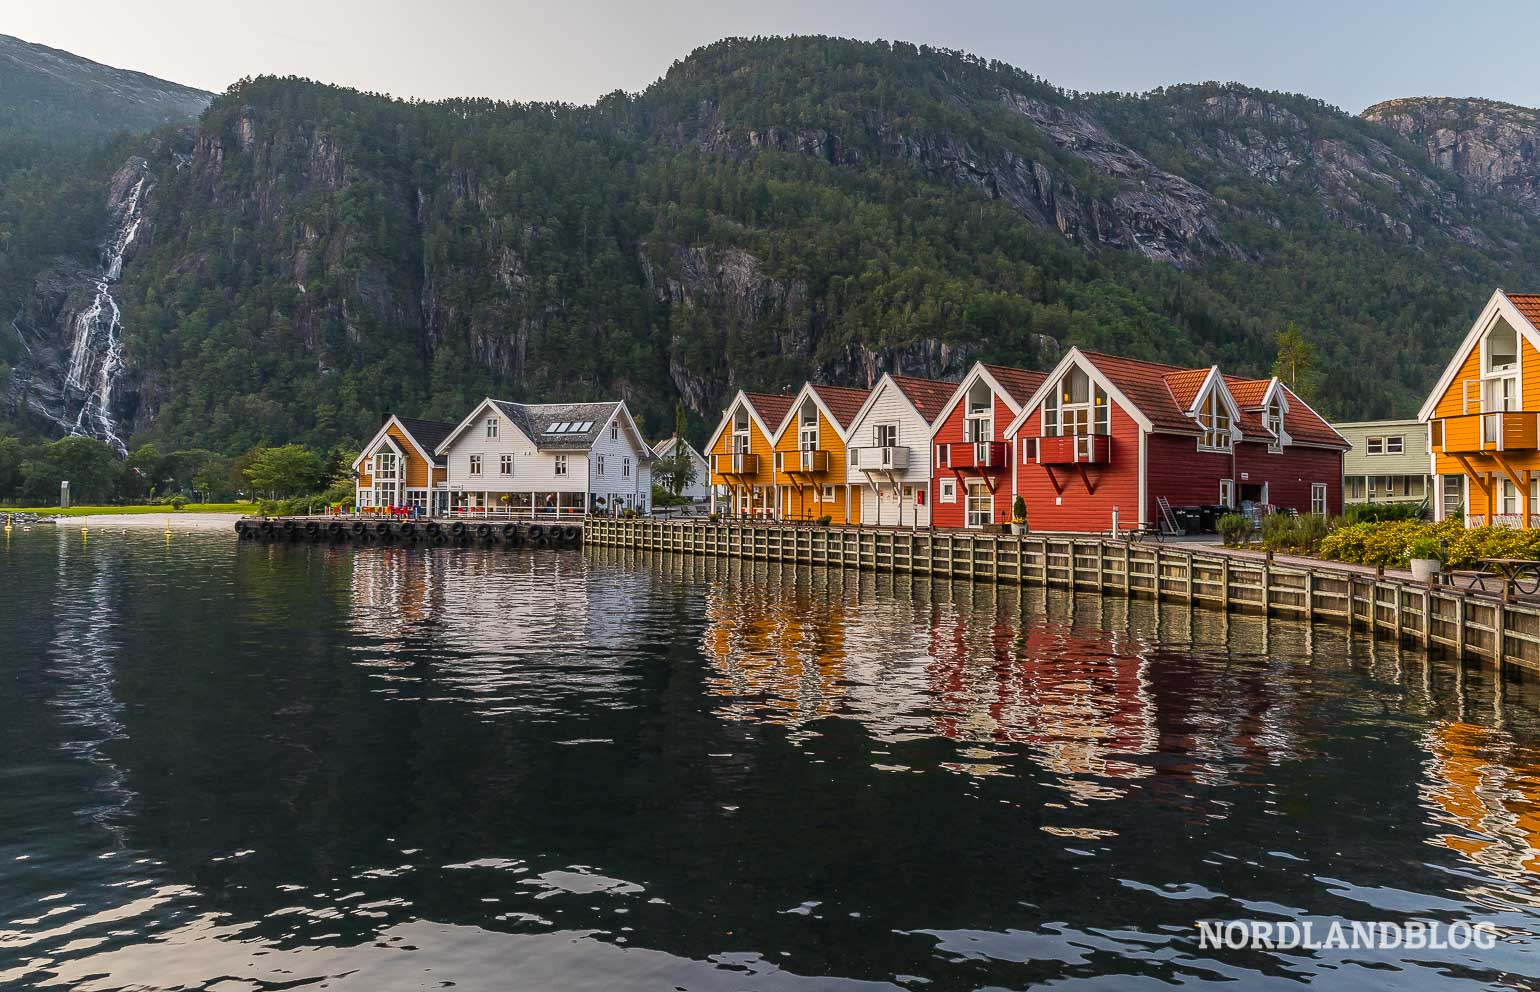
[1406,476,1425,498]
[610,422,619,441]
[1197,390,1232,451]
[798,400,819,451]
[623,457,631,479]
[1347,476,1365,500]
[356,488,373,507]
[873,423,897,448]
[1265,399,1284,450]
[1532,477,1538,519]
[964,381,993,442]
[1487,317,1519,372]
[1386,436,1404,455]
[596,454,605,477]
[554,455,567,477]
[1311,484,1327,516]
[1366,437,1384,455]
[965,482,991,528]
[1442,474,1464,522]
[1045,366,1107,437]
[373,452,398,479]
[469,454,482,476]
[1219,478,1235,508]
[485,417,498,438]
[823,484,835,501]
[732,410,751,453]
[1021,437,1037,461]
[500,454,513,476]
[1502,478,1520,516]
[407,489,428,513]
[940,479,957,503]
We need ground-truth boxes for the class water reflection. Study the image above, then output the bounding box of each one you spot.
[4,534,1540,990]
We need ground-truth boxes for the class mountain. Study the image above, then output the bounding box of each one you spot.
[1363,97,1540,216]
[8,35,1540,455]
[0,33,211,151]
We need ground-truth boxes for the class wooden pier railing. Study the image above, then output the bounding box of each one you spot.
[584,519,1540,672]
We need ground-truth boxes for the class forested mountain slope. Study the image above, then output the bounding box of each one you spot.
[9,36,1540,453]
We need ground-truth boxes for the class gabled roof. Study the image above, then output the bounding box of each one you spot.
[809,384,871,432]
[1164,368,1211,410]
[1224,376,1347,448]
[492,400,623,450]
[1419,289,1540,421]
[353,414,457,469]
[890,375,956,423]
[653,435,707,462]
[1078,351,1204,434]
[744,391,795,431]
[929,361,1048,437]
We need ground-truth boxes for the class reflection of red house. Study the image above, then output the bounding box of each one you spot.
[1002,348,1349,533]
[928,362,1047,529]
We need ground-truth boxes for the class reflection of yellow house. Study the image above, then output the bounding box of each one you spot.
[702,578,848,726]
[771,383,870,524]
[1420,290,1540,526]
[1424,720,1540,877]
[706,391,793,519]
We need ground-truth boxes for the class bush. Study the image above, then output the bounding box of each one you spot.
[1407,533,1444,562]
[168,495,187,511]
[1217,513,1253,547]
[1316,519,1513,568]
[1012,495,1027,524]
[1261,512,1330,553]
[816,514,832,526]
[1342,501,1426,524]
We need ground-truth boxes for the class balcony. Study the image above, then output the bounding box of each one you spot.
[780,449,830,473]
[849,446,911,471]
[712,452,759,475]
[1434,412,1539,455]
[1035,434,1112,466]
[937,440,1010,471]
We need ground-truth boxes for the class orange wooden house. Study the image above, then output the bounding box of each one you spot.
[1420,290,1540,527]
[706,391,794,518]
[770,382,871,524]
[352,415,455,512]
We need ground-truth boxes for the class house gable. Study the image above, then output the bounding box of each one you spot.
[1419,289,1540,421]
[1003,348,1155,438]
[435,398,538,455]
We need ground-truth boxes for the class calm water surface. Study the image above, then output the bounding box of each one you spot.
[3,528,1540,990]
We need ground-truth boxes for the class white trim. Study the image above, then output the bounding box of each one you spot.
[1419,290,1540,422]
[704,391,780,460]
[1275,384,1350,448]
[847,373,941,434]
[435,398,537,454]
[927,362,1031,441]
[1002,348,1155,438]
[352,415,436,471]
[772,382,866,443]
[1137,429,1148,527]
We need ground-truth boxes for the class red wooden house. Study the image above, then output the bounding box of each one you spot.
[928,362,1048,528]
[999,348,1348,533]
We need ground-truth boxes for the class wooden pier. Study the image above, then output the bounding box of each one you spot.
[235,516,582,548]
[585,518,1540,672]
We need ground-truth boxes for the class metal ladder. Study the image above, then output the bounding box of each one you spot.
[1156,496,1181,536]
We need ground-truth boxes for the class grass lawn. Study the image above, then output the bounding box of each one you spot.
[7,503,251,517]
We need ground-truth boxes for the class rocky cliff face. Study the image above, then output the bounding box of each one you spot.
[1364,97,1540,217]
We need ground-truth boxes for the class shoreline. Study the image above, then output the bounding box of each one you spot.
[38,511,246,531]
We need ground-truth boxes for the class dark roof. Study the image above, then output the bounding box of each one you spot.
[490,400,645,454]
[890,375,957,423]
[983,364,1048,406]
[395,416,457,465]
[809,384,871,431]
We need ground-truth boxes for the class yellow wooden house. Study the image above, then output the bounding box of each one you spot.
[771,383,870,524]
[706,391,794,518]
[1420,289,1540,527]
[352,415,455,512]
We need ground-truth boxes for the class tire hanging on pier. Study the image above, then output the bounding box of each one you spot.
[450,521,467,537]
[528,524,544,539]
[501,523,517,538]
[400,522,416,539]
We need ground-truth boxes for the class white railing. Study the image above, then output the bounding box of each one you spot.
[850,446,911,470]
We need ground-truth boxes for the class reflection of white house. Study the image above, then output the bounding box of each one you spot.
[434,398,654,516]
[651,435,709,502]
[842,374,956,527]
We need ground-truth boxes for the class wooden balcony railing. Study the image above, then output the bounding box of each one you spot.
[1433,412,1539,455]
[711,452,759,475]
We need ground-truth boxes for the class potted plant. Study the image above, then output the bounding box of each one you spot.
[815,514,832,527]
[1407,534,1443,582]
[1011,495,1028,535]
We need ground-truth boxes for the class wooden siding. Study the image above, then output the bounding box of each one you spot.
[773,405,859,523]
[1011,404,1142,532]
[930,391,1016,528]
[1431,334,1540,523]
[709,400,779,511]
[357,422,439,490]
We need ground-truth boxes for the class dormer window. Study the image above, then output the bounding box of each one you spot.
[1197,390,1232,452]
[1265,398,1285,451]
[798,399,819,451]
[732,409,751,453]
[1487,318,1518,372]
[964,381,993,442]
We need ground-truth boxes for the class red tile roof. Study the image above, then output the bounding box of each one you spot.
[1225,379,1270,407]
[1505,291,1540,330]
[743,391,795,432]
[983,364,1048,407]
[809,384,871,431]
[1077,351,1202,434]
[890,375,958,423]
[1163,368,1210,410]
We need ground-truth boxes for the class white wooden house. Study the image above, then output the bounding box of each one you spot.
[842,374,958,527]
[651,435,710,502]
[434,398,654,516]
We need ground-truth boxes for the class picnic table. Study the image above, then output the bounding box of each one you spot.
[1455,558,1540,597]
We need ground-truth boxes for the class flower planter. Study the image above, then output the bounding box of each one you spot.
[1409,558,1442,582]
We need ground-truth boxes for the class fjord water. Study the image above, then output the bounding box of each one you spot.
[3,530,1540,990]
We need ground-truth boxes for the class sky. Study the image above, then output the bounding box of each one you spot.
[4,0,1532,113]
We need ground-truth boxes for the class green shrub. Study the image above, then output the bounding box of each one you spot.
[1342,501,1426,524]
[1012,495,1027,524]
[1261,512,1330,553]
[168,495,187,511]
[816,514,833,526]
[1407,533,1444,562]
[1217,513,1253,547]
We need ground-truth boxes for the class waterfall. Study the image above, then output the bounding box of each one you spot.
[59,163,150,455]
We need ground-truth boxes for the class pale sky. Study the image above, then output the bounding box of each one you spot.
[4,0,1532,113]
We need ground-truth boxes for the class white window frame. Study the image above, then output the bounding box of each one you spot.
[1197,390,1232,452]
[469,454,482,477]
[1386,435,1404,455]
[623,457,631,479]
[964,481,991,528]
[939,478,957,504]
[1265,400,1284,452]
[873,423,897,448]
[1311,483,1327,516]
[1366,436,1384,455]
[1219,478,1235,508]
[610,422,620,441]
[596,454,605,477]
[485,417,499,439]
[499,454,513,476]
[554,454,568,477]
